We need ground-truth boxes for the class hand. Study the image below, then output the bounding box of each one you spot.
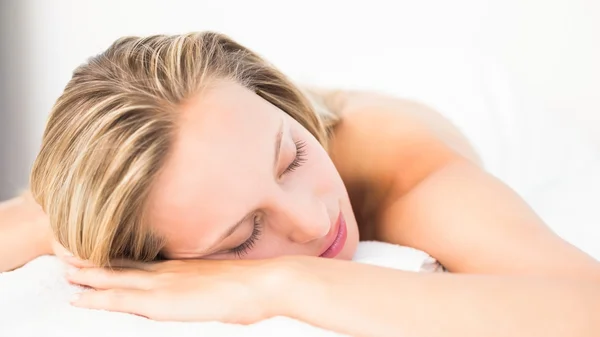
[64,256,298,324]
[49,237,77,261]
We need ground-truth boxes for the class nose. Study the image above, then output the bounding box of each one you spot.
[272,193,331,244]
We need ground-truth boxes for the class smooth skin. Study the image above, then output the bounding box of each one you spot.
[2,83,600,337]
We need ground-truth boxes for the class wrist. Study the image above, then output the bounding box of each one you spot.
[257,256,328,320]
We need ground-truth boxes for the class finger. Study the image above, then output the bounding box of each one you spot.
[66,267,157,290]
[63,255,154,270]
[51,239,72,259]
[63,255,97,268]
[70,288,150,318]
[106,259,156,271]
[50,240,94,268]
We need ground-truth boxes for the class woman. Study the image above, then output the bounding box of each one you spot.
[1,31,599,337]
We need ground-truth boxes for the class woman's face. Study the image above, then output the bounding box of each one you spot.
[147,80,359,261]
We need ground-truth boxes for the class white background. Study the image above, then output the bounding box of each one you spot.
[1,4,599,335]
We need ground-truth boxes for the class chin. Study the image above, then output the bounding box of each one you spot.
[335,205,360,260]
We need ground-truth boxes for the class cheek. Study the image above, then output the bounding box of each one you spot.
[306,143,343,194]
[291,122,344,194]
[159,222,210,255]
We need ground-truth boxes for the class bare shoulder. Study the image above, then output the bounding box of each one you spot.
[326,90,482,214]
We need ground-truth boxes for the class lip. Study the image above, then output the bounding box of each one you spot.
[318,211,347,258]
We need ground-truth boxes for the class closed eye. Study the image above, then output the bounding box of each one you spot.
[283,140,307,174]
[230,214,263,258]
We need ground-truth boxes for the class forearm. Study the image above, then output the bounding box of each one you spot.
[282,257,600,337]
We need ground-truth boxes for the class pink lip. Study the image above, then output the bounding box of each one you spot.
[318,212,347,258]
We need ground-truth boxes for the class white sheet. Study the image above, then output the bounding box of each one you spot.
[0,241,437,337]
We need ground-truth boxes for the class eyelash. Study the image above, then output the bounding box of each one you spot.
[231,140,308,257]
[231,215,262,258]
[283,140,307,174]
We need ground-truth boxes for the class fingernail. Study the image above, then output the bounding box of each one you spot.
[70,293,81,303]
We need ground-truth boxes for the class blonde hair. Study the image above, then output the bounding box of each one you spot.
[30,31,339,266]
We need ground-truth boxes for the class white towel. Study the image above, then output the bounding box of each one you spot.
[0,241,439,337]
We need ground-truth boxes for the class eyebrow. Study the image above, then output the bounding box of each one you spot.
[207,118,285,254]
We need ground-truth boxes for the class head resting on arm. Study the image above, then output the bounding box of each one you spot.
[29,31,340,266]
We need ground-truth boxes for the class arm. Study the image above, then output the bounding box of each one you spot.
[380,159,600,279]
[283,256,600,337]
[0,191,52,272]
[328,90,600,280]
[63,254,600,337]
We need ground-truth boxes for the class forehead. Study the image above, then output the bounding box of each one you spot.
[147,81,282,252]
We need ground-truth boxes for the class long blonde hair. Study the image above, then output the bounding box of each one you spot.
[30,31,339,266]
